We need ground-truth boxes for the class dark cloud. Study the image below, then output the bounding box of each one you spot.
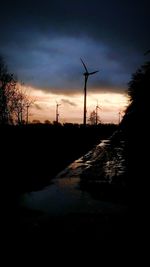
[1,0,149,47]
[34,104,43,110]
[0,0,150,94]
[61,99,77,107]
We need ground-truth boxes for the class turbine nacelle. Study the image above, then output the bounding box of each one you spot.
[83,72,88,76]
[81,58,99,77]
[83,71,99,76]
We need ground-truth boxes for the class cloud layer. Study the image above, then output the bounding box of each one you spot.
[0,0,149,94]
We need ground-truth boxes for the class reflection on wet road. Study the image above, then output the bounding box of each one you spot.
[22,139,126,216]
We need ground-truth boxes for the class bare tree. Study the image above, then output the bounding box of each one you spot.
[10,83,35,124]
[0,56,36,125]
[88,110,101,125]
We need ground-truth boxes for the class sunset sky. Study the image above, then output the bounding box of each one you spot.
[25,86,128,124]
[0,0,149,123]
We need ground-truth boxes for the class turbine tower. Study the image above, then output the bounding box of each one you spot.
[80,58,99,126]
[56,102,61,124]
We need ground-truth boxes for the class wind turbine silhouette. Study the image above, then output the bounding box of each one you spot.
[80,58,99,125]
[56,101,61,124]
[95,100,102,125]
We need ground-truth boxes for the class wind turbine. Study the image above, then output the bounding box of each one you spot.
[80,58,99,126]
[56,101,61,124]
[95,100,102,125]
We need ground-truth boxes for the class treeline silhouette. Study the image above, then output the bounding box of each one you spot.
[118,58,150,253]
[119,59,150,213]
[0,56,33,125]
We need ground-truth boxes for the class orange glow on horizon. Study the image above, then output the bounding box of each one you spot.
[23,85,128,124]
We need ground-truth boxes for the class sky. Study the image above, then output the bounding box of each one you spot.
[0,0,149,123]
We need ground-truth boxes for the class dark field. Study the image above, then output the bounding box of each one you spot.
[1,123,117,194]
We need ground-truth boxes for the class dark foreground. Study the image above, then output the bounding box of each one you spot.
[1,123,130,260]
[1,123,117,194]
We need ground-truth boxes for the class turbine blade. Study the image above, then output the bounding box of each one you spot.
[89,70,99,75]
[80,58,88,72]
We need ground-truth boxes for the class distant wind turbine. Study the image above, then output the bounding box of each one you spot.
[80,58,99,126]
[56,101,61,124]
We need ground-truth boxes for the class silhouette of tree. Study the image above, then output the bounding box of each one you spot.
[32,119,41,124]
[44,120,51,124]
[0,56,35,125]
[125,60,150,123]
[121,58,150,219]
[121,59,150,190]
[12,84,35,124]
[0,56,17,124]
[88,110,101,125]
